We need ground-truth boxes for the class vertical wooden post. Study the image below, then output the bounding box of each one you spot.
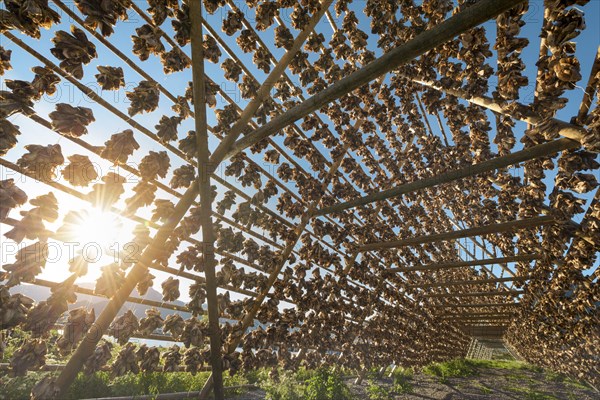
[189,1,224,398]
[355,368,368,385]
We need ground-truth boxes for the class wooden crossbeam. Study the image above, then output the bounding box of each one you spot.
[442,311,515,317]
[359,216,554,252]
[408,276,528,289]
[316,138,579,215]
[405,76,588,143]
[433,303,520,308]
[225,0,528,160]
[423,290,524,298]
[443,315,514,320]
[32,278,193,314]
[390,254,539,273]
[460,325,508,338]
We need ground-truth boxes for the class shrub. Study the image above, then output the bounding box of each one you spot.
[0,371,48,400]
[423,359,476,383]
[66,372,112,400]
[366,379,391,400]
[392,367,413,394]
[263,371,304,400]
[304,367,352,400]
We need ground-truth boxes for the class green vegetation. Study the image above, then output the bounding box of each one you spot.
[263,371,304,400]
[422,358,548,383]
[505,385,559,400]
[2,352,595,400]
[473,382,493,394]
[0,370,214,400]
[423,358,477,382]
[391,367,413,394]
[366,379,391,400]
[304,368,353,400]
[262,367,353,400]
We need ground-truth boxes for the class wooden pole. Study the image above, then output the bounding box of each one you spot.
[443,315,514,320]
[53,187,198,397]
[408,276,528,289]
[317,138,579,215]
[189,1,224,398]
[208,0,334,167]
[575,46,600,123]
[433,302,520,308]
[225,0,527,160]
[422,290,524,298]
[359,216,554,252]
[404,76,588,143]
[198,139,352,399]
[32,278,192,313]
[390,254,539,273]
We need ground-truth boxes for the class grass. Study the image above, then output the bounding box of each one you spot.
[474,382,493,394]
[2,354,595,400]
[505,385,559,400]
[422,359,477,383]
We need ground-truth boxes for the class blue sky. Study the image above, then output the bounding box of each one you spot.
[1,0,598,310]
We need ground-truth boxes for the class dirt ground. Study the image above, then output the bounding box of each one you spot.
[228,365,598,399]
[347,368,598,400]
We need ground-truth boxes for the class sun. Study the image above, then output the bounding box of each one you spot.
[73,208,126,249]
[56,208,132,259]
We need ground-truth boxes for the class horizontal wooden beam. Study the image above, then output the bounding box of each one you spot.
[423,290,524,298]
[390,254,539,273]
[460,325,508,337]
[317,138,579,215]
[444,315,514,320]
[409,276,528,289]
[225,0,528,160]
[32,278,194,314]
[433,303,520,308]
[360,216,554,252]
[442,311,515,317]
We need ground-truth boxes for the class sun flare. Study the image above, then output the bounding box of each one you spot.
[71,208,127,250]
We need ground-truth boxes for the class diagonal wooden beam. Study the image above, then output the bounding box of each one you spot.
[409,276,528,289]
[53,187,199,397]
[199,137,352,397]
[359,216,554,252]
[208,0,334,167]
[317,138,579,215]
[423,290,524,298]
[404,76,588,143]
[224,0,527,160]
[390,254,539,273]
[575,45,600,123]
